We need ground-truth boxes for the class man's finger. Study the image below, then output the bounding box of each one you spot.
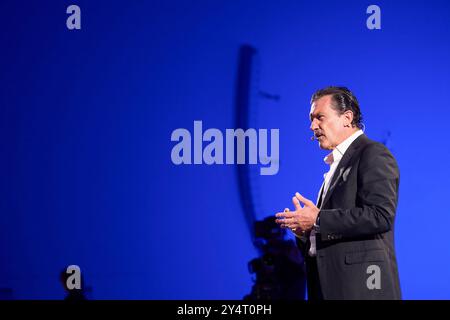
[292,196,303,210]
[295,192,315,208]
[275,212,295,219]
[275,218,293,225]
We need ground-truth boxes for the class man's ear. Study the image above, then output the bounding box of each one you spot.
[343,110,354,127]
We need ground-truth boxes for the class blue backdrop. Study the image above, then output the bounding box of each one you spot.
[1,0,449,299]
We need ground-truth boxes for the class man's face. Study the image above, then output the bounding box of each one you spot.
[309,95,348,150]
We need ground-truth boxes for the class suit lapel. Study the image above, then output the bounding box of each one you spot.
[316,180,325,208]
[319,134,369,209]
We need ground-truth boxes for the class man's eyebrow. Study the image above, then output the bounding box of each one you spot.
[310,112,323,120]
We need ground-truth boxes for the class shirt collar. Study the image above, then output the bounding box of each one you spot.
[324,130,364,165]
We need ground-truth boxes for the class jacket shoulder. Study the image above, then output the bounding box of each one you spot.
[360,137,396,161]
[358,136,399,176]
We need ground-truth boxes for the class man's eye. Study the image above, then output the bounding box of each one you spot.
[318,116,323,120]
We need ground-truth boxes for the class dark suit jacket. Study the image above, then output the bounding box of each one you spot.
[296,134,401,300]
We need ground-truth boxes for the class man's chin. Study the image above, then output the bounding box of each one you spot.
[318,141,333,150]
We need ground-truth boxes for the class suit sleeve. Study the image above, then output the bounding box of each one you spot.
[295,232,309,257]
[319,142,400,241]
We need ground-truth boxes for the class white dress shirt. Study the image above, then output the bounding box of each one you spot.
[307,129,363,257]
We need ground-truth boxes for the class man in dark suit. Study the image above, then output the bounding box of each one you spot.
[275,86,401,300]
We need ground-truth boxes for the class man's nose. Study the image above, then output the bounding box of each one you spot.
[310,119,319,131]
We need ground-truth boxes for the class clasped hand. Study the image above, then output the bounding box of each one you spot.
[275,192,320,234]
